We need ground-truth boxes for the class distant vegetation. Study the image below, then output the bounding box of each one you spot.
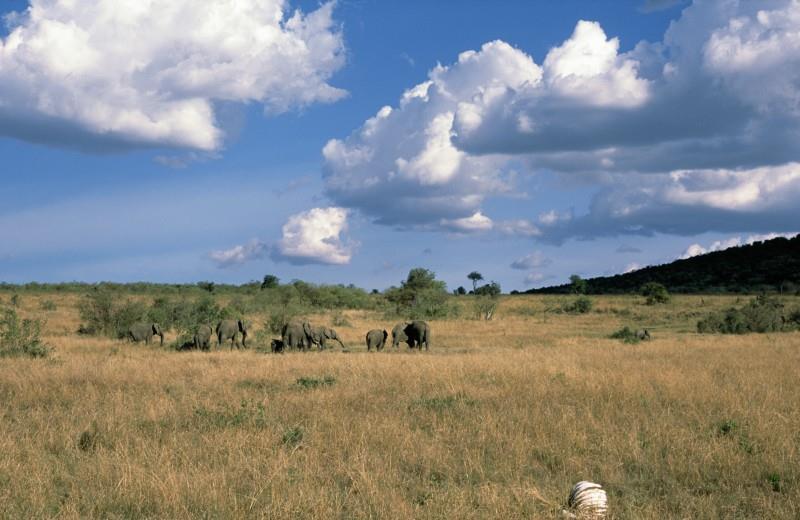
[525,234,800,294]
[697,295,800,334]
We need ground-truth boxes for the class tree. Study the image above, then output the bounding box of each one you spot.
[467,271,484,291]
[454,286,467,296]
[386,268,450,319]
[569,275,588,294]
[260,275,280,290]
[474,281,501,297]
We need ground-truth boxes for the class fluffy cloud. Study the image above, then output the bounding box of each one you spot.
[679,232,798,259]
[325,0,800,241]
[272,207,354,265]
[210,239,268,268]
[0,0,345,151]
[510,251,551,270]
[323,40,538,227]
[440,212,493,233]
[538,163,800,242]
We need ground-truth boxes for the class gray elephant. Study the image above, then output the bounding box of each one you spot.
[216,319,248,349]
[311,326,346,350]
[281,320,314,351]
[193,324,213,350]
[128,322,164,346]
[391,322,409,349]
[393,321,430,350]
[635,329,651,341]
[366,329,388,351]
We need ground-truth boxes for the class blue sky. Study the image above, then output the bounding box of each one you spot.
[1,0,798,291]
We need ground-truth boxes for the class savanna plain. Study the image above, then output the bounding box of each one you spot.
[1,292,799,519]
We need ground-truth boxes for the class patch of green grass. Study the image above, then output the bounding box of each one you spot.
[193,399,267,429]
[281,426,304,447]
[410,392,476,412]
[295,375,336,389]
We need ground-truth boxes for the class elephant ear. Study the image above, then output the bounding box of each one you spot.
[383,330,388,341]
[239,319,247,332]
[303,322,313,336]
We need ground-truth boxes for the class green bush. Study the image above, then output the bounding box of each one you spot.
[0,309,50,358]
[698,295,796,334]
[563,296,593,314]
[39,300,57,311]
[473,296,498,321]
[610,326,640,344]
[10,294,21,307]
[77,294,147,339]
[641,282,670,305]
[385,268,458,319]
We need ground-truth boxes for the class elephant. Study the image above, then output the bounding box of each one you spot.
[391,322,409,349]
[270,339,285,353]
[366,329,388,351]
[311,326,346,350]
[193,324,213,351]
[281,320,314,351]
[128,322,164,346]
[635,329,651,341]
[393,321,430,350]
[216,319,248,349]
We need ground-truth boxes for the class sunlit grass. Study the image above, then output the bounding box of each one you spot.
[0,293,798,518]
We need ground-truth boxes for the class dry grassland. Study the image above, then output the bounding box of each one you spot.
[1,294,799,518]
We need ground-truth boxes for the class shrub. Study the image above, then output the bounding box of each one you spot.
[40,300,57,311]
[385,268,457,319]
[641,282,670,305]
[697,295,795,334]
[563,296,593,314]
[473,296,498,321]
[78,295,148,339]
[473,282,501,297]
[0,309,50,358]
[610,326,640,344]
[10,294,21,307]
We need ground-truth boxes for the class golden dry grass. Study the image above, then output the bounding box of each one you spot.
[1,293,799,518]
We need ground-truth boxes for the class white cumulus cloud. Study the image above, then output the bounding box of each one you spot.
[440,212,494,233]
[0,0,345,151]
[679,232,798,259]
[273,207,354,265]
[210,239,268,268]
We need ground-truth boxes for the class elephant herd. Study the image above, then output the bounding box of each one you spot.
[127,319,248,350]
[274,320,431,353]
[127,317,432,353]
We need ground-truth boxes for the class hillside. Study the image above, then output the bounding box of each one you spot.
[525,234,800,294]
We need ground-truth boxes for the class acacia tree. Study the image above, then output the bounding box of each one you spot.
[386,268,450,318]
[467,271,484,292]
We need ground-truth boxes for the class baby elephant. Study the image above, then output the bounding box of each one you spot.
[366,329,388,351]
[635,329,651,341]
[270,339,285,353]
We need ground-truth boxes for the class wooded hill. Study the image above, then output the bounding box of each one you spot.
[525,234,800,295]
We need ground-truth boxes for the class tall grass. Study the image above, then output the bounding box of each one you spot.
[0,293,798,518]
